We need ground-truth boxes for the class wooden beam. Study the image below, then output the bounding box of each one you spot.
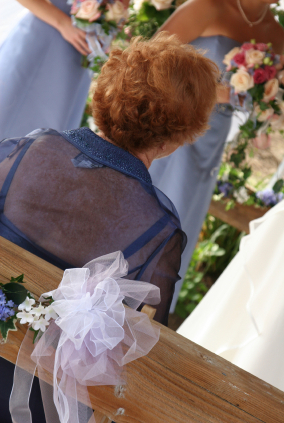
[1,236,284,422]
[208,200,268,233]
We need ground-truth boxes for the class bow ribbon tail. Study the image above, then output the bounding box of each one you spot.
[9,329,37,423]
[53,340,96,423]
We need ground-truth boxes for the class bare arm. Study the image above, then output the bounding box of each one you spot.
[157,0,219,43]
[16,0,91,55]
[157,0,229,103]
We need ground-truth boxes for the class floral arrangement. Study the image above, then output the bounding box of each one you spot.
[224,40,284,144]
[0,274,55,343]
[126,0,184,39]
[68,0,130,70]
[214,40,284,210]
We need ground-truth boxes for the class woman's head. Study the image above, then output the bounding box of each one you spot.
[93,32,219,153]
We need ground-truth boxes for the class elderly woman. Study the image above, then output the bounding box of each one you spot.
[0,32,218,422]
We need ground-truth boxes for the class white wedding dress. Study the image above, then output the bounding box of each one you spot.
[177,200,284,392]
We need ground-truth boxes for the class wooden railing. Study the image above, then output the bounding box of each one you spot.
[208,199,268,233]
[1,236,284,422]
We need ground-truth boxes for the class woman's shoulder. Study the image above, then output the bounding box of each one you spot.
[271,21,284,54]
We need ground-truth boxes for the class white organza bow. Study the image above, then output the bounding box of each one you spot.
[10,252,161,423]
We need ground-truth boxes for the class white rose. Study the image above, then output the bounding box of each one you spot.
[270,114,284,130]
[151,0,172,10]
[75,0,101,21]
[279,100,284,114]
[277,70,284,85]
[230,69,254,93]
[262,78,279,102]
[254,104,274,122]
[233,187,250,204]
[223,47,241,66]
[105,0,129,23]
[245,49,265,66]
[133,0,145,11]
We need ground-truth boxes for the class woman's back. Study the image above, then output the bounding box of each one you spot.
[0,128,185,325]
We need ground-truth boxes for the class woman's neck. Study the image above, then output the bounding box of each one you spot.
[236,0,270,21]
[97,131,155,169]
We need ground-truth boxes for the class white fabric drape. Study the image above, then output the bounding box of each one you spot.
[177,200,284,392]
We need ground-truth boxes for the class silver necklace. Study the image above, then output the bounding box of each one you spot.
[237,0,268,27]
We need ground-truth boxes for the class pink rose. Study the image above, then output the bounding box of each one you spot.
[255,43,268,52]
[233,52,246,67]
[253,68,267,84]
[262,78,279,102]
[252,134,271,150]
[75,0,101,22]
[242,43,256,51]
[264,65,277,80]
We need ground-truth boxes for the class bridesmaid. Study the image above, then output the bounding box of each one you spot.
[0,0,93,140]
[149,0,284,310]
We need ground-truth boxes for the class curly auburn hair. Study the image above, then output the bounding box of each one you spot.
[93,32,219,152]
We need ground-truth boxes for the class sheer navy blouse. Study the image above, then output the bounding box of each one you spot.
[0,128,186,325]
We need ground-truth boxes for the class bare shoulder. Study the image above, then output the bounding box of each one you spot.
[269,16,284,54]
[178,0,220,18]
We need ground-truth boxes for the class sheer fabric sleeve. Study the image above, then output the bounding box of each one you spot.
[149,230,183,326]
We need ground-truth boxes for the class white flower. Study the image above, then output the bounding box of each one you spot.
[150,0,172,11]
[223,47,241,66]
[245,49,265,66]
[263,78,279,102]
[277,70,284,85]
[279,100,284,114]
[16,311,35,324]
[44,305,58,321]
[230,69,254,93]
[32,317,49,332]
[233,187,250,204]
[133,0,145,11]
[270,114,284,131]
[30,303,46,317]
[105,1,129,23]
[18,297,35,312]
[254,103,274,122]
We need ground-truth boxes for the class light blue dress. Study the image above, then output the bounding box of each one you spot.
[149,36,241,309]
[0,0,92,140]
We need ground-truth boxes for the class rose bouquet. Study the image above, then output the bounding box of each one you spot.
[68,0,129,71]
[224,40,284,146]
[213,41,284,210]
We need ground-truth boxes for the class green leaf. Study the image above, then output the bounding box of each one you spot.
[29,327,41,344]
[10,274,25,283]
[273,179,284,193]
[0,317,18,342]
[3,282,28,305]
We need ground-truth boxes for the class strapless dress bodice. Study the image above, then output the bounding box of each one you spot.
[50,0,71,15]
[191,35,241,72]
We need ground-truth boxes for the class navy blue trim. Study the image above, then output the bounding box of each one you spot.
[60,128,152,186]
[135,229,178,281]
[0,138,34,213]
[0,215,72,270]
[123,214,170,259]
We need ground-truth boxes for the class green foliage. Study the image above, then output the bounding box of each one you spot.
[2,282,28,305]
[175,215,244,318]
[127,2,173,38]
[273,178,284,193]
[0,318,17,342]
